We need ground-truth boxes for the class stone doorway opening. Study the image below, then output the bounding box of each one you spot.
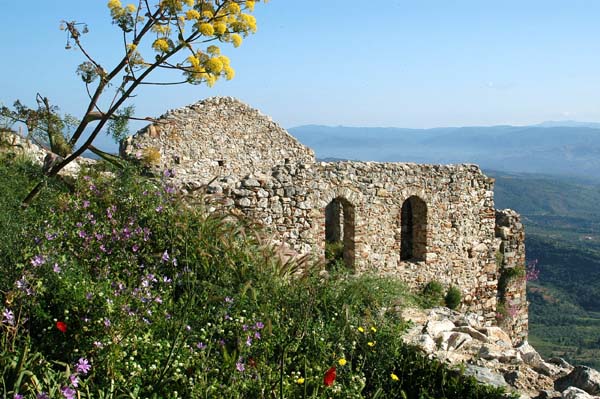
[400,196,427,261]
[325,197,356,269]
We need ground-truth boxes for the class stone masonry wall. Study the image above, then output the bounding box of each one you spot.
[120,97,314,190]
[123,97,529,337]
[495,209,528,344]
[225,161,500,324]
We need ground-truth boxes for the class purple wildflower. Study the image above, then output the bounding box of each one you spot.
[53,263,62,273]
[61,386,76,399]
[104,318,111,328]
[37,393,49,399]
[255,321,265,330]
[132,244,140,252]
[82,200,90,208]
[76,358,91,375]
[93,341,103,348]
[30,255,46,267]
[246,336,252,346]
[14,394,23,399]
[254,331,261,340]
[161,250,170,262]
[236,360,245,372]
[155,205,164,213]
[69,374,79,387]
[2,308,15,326]
[196,342,207,350]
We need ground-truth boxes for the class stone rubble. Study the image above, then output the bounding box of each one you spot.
[401,306,600,399]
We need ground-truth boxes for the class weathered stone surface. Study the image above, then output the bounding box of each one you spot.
[424,319,456,337]
[555,366,600,395]
[464,364,508,388]
[561,387,598,399]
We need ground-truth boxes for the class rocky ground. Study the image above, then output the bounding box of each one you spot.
[401,307,600,398]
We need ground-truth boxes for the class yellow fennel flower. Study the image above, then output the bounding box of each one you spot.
[207,45,220,55]
[125,3,136,12]
[338,358,347,366]
[391,373,399,381]
[186,9,200,20]
[107,0,122,9]
[202,11,214,19]
[152,38,170,52]
[188,55,200,68]
[231,33,242,47]
[245,0,255,11]
[184,0,194,5]
[213,22,227,35]
[224,66,235,80]
[198,23,215,35]
[228,2,241,13]
[206,57,224,73]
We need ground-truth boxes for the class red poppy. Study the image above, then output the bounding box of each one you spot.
[323,366,336,386]
[56,321,67,333]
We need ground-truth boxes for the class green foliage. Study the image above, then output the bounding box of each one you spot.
[0,158,513,398]
[421,280,444,308]
[444,286,462,310]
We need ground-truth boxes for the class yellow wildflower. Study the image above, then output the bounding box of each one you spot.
[367,341,376,347]
[338,358,347,366]
[107,0,122,9]
[152,38,170,52]
[245,0,255,11]
[218,55,230,66]
[296,377,305,384]
[186,9,200,20]
[213,22,227,35]
[358,326,365,333]
[371,326,377,333]
[126,43,137,52]
[207,45,221,55]
[391,373,399,381]
[184,0,194,5]
[125,3,136,12]
[224,66,235,80]
[198,23,215,35]
[205,74,217,87]
[231,33,242,47]
[206,57,224,73]
[202,11,214,19]
[228,2,241,13]
[188,55,200,68]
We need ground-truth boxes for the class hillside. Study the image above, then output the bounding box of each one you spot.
[491,170,600,368]
[290,124,600,181]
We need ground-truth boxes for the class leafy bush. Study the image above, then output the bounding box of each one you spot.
[445,286,462,310]
[421,280,445,307]
[0,159,513,398]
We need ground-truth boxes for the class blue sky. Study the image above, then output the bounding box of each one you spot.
[2,1,600,150]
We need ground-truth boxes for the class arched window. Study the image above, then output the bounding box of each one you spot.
[400,196,427,261]
[325,197,355,269]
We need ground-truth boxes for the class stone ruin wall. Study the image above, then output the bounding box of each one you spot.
[495,210,529,344]
[120,97,315,190]
[122,97,529,342]
[228,162,500,325]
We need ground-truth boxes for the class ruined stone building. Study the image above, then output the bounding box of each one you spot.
[121,97,528,343]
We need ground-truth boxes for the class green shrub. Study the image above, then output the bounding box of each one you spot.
[445,286,462,310]
[422,280,445,307]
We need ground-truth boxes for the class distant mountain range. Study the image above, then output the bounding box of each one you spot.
[288,122,600,181]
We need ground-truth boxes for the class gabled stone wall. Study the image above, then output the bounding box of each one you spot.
[123,97,529,341]
[120,97,315,188]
